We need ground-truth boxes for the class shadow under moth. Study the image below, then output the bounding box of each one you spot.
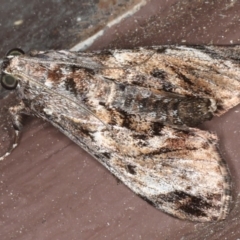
[1,45,240,222]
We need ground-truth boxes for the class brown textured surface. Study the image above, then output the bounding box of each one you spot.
[0,0,142,54]
[0,0,240,239]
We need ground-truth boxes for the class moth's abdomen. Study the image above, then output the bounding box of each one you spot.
[175,97,216,126]
[108,83,216,127]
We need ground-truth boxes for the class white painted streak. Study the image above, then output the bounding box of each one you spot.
[70,0,147,51]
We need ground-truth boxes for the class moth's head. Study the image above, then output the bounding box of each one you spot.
[0,48,25,90]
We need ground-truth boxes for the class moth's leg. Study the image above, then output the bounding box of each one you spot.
[0,101,29,161]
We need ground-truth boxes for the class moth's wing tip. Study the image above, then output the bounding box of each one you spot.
[136,155,232,222]
[142,188,232,222]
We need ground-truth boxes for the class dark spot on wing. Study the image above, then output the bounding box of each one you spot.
[151,122,164,135]
[102,152,111,159]
[121,116,132,129]
[158,191,213,217]
[111,107,134,129]
[126,165,137,175]
[99,101,106,107]
[132,134,148,140]
[65,78,78,96]
[131,74,147,85]
[118,83,126,91]
[84,68,96,75]
[150,68,167,80]
[148,147,180,157]
[176,70,194,86]
[155,47,167,54]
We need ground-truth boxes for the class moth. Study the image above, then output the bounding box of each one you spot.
[1,45,240,222]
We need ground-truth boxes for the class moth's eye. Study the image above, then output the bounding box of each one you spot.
[0,73,18,90]
[6,48,25,57]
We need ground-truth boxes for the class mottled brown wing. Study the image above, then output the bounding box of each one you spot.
[52,113,232,222]
[101,126,231,222]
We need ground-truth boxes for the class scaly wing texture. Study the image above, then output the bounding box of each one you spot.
[53,112,231,222]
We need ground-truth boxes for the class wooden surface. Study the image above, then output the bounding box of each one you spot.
[0,0,240,239]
